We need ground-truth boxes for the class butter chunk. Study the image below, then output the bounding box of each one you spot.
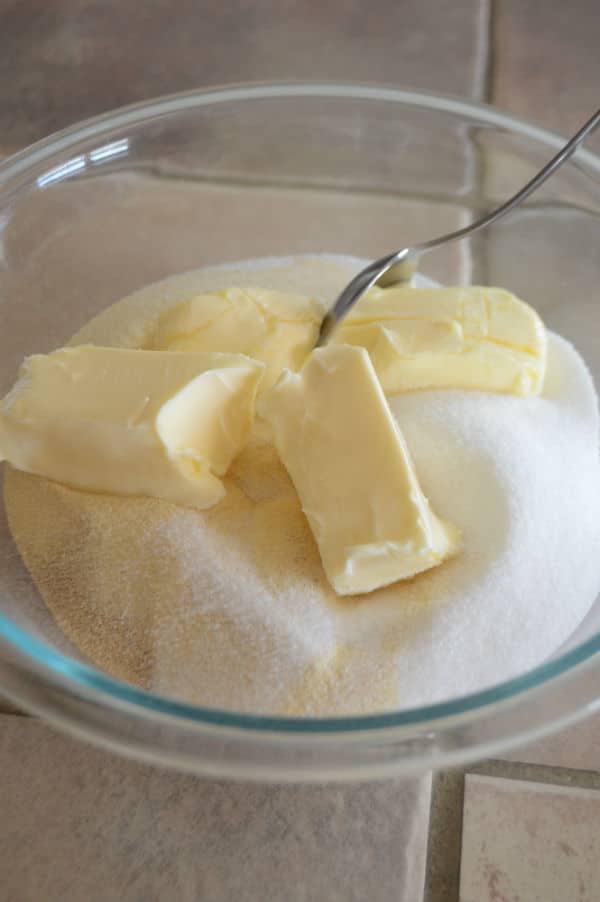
[0,345,264,509]
[261,345,460,596]
[148,286,323,390]
[333,285,547,396]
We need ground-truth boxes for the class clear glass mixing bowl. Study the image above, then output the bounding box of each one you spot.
[1,84,600,782]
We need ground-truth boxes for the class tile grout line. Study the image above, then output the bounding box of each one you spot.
[464,0,495,286]
[470,757,600,790]
[423,771,465,902]
[473,0,497,286]
[473,0,495,104]
[102,165,496,210]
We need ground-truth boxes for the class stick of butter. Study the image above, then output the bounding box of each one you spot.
[148,286,323,391]
[333,285,547,396]
[0,345,264,509]
[260,344,461,596]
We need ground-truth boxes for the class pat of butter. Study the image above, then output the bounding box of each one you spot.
[0,345,264,509]
[261,344,460,596]
[333,285,547,396]
[148,286,323,390]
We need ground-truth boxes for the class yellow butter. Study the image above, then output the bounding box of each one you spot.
[333,285,547,396]
[0,345,264,509]
[261,344,460,596]
[148,286,323,390]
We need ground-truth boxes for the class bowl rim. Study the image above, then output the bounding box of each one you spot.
[2,80,599,187]
[2,81,600,748]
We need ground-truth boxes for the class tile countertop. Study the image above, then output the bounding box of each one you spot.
[1,2,600,901]
[0,718,432,902]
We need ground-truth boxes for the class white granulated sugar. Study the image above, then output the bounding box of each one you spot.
[4,255,600,714]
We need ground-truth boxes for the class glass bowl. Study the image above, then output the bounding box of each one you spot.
[1,84,600,782]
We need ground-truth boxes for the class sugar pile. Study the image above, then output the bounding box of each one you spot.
[5,255,600,714]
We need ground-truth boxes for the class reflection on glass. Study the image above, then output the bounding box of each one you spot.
[37,139,129,188]
[37,156,86,188]
[89,139,129,164]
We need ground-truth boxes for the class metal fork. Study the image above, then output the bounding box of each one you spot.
[316,108,600,346]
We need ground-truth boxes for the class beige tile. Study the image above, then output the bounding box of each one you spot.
[477,130,596,211]
[505,711,600,772]
[492,0,600,145]
[0,0,489,152]
[460,773,600,902]
[0,715,432,902]
[153,100,479,199]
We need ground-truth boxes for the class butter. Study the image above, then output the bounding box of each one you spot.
[148,286,323,390]
[0,345,264,509]
[333,285,547,396]
[261,344,460,595]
